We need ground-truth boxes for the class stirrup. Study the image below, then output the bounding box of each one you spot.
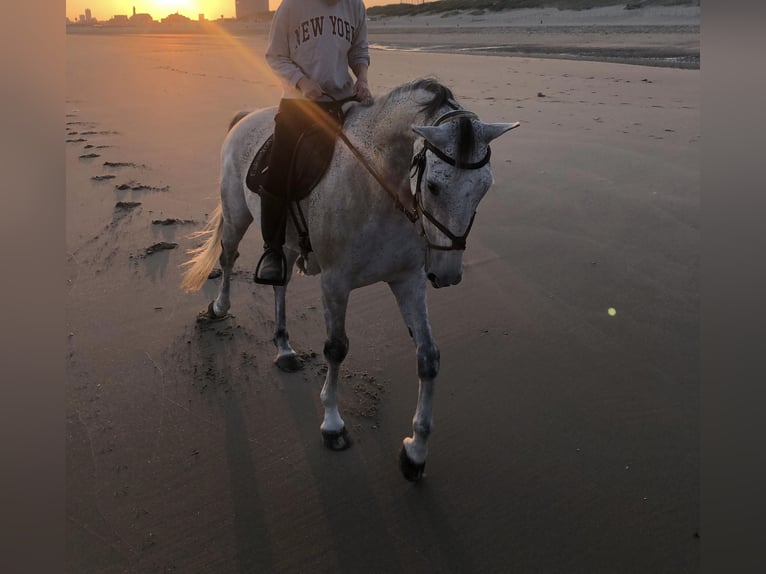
[254,249,287,286]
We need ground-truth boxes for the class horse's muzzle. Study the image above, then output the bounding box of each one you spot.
[427,272,462,289]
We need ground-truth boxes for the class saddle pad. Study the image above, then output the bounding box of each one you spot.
[245,134,273,194]
[246,125,339,202]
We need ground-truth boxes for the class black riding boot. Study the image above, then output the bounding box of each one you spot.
[254,193,288,285]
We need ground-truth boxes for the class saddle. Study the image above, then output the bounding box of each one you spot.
[245,104,345,202]
[246,102,347,267]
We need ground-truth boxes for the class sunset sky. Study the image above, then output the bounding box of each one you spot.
[67,1,400,22]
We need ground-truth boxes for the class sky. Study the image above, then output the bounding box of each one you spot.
[67,1,401,22]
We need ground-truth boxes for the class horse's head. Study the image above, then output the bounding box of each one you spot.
[411,111,518,288]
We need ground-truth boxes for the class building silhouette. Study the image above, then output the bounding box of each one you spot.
[236,0,269,19]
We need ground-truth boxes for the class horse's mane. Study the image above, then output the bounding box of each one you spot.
[375,78,476,167]
[377,78,456,121]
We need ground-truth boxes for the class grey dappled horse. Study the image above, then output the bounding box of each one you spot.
[182,79,517,480]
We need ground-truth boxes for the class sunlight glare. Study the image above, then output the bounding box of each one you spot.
[150,1,195,14]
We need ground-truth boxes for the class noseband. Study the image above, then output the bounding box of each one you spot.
[410,108,491,251]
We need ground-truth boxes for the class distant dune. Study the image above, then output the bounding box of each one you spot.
[367,0,700,18]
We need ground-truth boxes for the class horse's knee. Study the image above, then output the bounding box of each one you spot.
[324,335,349,364]
[417,343,440,380]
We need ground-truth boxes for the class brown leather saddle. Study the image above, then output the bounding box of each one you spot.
[245,103,345,201]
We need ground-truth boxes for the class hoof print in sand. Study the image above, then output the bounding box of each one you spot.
[114,201,142,210]
[92,174,116,181]
[79,153,101,159]
[151,218,195,226]
[145,242,178,256]
[116,181,170,192]
[81,130,120,135]
[104,161,145,169]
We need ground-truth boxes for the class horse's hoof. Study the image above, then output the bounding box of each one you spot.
[196,301,229,323]
[399,445,426,482]
[322,427,352,451]
[275,353,303,372]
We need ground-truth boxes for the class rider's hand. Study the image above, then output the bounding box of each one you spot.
[353,79,372,105]
[297,77,324,100]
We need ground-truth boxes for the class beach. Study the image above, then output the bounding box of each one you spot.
[66,7,699,573]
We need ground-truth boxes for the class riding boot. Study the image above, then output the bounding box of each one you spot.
[254,193,288,285]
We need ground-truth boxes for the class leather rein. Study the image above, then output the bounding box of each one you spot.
[332,97,490,251]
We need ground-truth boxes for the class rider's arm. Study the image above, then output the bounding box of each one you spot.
[265,3,305,90]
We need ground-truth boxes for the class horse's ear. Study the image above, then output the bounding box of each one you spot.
[411,125,451,148]
[481,122,520,143]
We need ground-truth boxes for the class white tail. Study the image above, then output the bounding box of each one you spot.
[180,203,224,292]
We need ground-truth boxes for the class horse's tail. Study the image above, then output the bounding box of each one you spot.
[180,203,223,292]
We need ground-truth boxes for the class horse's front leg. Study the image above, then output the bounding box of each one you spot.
[389,274,440,481]
[319,275,352,450]
[272,249,301,371]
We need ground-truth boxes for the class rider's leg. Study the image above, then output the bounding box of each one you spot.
[255,100,300,285]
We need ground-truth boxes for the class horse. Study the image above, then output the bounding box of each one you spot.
[181,78,518,481]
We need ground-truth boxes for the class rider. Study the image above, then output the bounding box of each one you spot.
[255,0,372,285]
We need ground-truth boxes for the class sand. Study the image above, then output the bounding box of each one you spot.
[66,9,699,573]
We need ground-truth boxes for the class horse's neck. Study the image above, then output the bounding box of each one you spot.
[352,91,440,176]
[368,92,435,143]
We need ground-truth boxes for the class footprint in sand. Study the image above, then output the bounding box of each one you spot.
[104,161,147,169]
[115,181,169,192]
[152,218,195,226]
[80,130,120,136]
[144,242,178,256]
[115,201,141,210]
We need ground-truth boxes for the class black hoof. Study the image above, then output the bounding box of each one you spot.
[399,445,426,482]
[196,301,229,323]
[322,427,352,451]
[275,353,303,373]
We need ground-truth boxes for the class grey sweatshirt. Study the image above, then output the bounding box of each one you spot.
[265,0,370,100]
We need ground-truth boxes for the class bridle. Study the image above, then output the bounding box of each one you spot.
[410,108,491,251]
[333,98,491,252]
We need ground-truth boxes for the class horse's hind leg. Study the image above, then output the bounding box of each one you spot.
[209,176,253,318]
[318,274,352,450]
[389,274,440,481]
[272,248,302,371]
[208,217,250,318]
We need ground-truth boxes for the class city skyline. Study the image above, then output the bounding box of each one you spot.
[66,0,399,22]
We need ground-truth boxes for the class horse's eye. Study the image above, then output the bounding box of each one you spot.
[427,181,440,196]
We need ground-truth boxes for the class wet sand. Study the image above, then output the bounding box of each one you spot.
[66,15,699,573]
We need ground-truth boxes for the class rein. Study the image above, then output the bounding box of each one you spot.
[335,129,420,222]
[330,95,491,250]
[328,95,419,222]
